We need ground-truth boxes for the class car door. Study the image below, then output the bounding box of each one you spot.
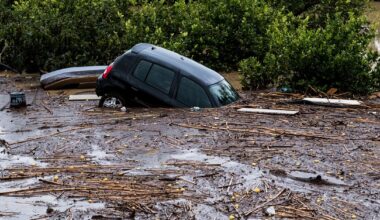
[128,59,177,107]
[172,76,213,108]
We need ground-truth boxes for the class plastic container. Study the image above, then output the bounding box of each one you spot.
[10,92,26,108]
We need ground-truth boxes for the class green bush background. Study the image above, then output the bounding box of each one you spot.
[0,0,379,94]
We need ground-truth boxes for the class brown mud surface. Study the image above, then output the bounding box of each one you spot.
[0,71,379,219]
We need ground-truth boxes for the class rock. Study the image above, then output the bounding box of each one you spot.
[265,206,276,216]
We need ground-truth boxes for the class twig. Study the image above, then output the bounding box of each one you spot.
[226,176,234,193]
[245,188,286,216]
[9,126,88,146]
[0,41,9,63]
[39,178,64,186]
[40,102,53,114]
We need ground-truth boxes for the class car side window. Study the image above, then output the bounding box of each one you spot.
[133,60,152,81]
[145,64,175,94]
[176,77,211,107]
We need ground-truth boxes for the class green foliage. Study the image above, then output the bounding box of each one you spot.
[0,0,379,94]
[122,0,278,70]
[267,0,369,17]
[239,12,380,94]
[1,0,131,71]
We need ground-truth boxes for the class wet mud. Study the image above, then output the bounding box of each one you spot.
[0,71,379,219]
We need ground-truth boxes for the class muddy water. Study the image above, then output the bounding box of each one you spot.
[0,147,47,169]
[0,195,104,220]
[0,72,379,219]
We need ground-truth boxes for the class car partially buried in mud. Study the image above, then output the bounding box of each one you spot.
[96,43,239,108]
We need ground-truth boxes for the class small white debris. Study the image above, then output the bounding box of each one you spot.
[265,206,276,216]
[238,108,299,115]
[68,94,101,101]
[190,107,201,112]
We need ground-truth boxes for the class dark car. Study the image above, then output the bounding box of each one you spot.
[96,43,239,108]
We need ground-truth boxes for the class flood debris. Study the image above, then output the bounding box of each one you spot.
[10,92,26,108]
[237,108,299,115]
[0,211,18,217]
[265,206,276,216]
[120,106,127,112]
[0,74,379,219]
[68,94,101,101]
[302,97,363,106]
[40,66,106,90]
[245,188,286,216]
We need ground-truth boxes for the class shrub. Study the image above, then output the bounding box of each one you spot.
[239,12,380,94]
[1,0,130,71]
[0,0,279,71]
[0,0,379,94]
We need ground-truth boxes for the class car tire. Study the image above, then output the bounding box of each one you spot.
[98,92,126,109]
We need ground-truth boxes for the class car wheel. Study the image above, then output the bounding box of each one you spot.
[99,92,126,109]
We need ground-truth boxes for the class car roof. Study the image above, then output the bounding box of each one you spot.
[131,43,224,86]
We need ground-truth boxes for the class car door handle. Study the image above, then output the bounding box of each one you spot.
[131,87,139,92]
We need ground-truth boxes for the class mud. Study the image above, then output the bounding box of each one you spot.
[0,71,379,219]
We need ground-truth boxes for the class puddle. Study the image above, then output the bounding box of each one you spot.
[0,147,47,169]
[0,177,42,193]
[0,195,104,220]
[0,176,104,219]
[127,148,263,195]
[89,144,114,165]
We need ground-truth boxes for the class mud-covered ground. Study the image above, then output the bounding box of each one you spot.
[0,71,379,220]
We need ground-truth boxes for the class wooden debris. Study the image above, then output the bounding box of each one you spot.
[303,98,362,106]
[68,94,100,101]
[9,126,89,146]
[245,188,286,216]
[237,108,299,115]
[0,211,19,217]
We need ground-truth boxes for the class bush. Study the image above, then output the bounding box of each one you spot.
[1,0,130,71]
[122,0,279,70]
[0,0,379,94]
[239,12,380,94]
[0,0,279,72]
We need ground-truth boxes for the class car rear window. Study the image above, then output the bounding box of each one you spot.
[209,80,239,106]
[176,77,211,107]
[145,64,175,94]
[133,60,152,81]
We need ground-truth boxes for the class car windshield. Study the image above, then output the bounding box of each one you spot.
[209,80,239,106]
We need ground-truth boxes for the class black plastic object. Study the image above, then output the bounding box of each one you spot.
[10,92,26,108]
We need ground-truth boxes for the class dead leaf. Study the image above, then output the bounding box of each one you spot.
[327,88,338,96]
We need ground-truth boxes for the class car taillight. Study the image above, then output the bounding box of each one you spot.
[102,63,114,79]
